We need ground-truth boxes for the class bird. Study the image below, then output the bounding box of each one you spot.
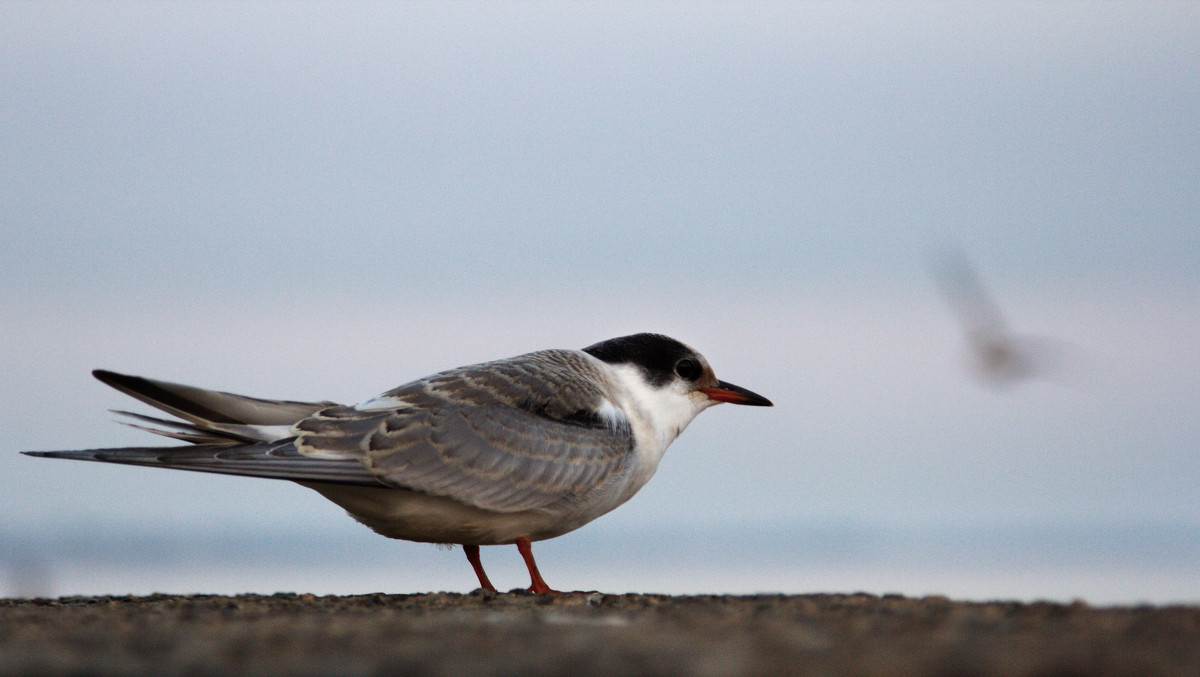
[931,249,1072,387]
[23,333,772,593]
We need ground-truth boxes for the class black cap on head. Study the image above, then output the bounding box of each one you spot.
[582,333,698,387]
[584,333,774,406]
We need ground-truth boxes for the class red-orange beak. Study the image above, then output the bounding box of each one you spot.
[700,380,773,406]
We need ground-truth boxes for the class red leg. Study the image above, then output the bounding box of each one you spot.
[463,544,497,592]
[516,536,559,594]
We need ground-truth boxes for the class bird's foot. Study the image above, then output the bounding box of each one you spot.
[526,581,560,595]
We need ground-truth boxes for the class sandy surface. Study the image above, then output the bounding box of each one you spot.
[3,591,1199,676]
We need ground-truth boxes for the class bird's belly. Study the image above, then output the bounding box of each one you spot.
[296,482,575,546]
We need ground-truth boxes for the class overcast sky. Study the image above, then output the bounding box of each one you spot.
[3,0,1198,562]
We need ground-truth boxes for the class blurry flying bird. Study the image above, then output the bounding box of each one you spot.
[932,249,1073,387]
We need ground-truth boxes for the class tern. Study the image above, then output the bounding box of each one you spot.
[23,333,772,593]
[932,249,1072,386]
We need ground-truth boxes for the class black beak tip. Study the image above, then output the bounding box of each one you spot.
[704,381,774,407]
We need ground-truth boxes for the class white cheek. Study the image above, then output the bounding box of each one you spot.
[606,365,705,449]
[691,391,721,415]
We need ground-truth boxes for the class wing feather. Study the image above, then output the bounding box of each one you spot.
[23,442,384,486]
[294,350,635,512]
[92,370,336,426]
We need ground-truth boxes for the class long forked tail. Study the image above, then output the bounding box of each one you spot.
[21,371,383,486]
[22,443,384,486]
[91,370,338,444]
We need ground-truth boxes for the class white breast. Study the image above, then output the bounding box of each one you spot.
[601,362,715,506]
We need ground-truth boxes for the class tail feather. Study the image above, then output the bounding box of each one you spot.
[110,410,248,444]
[91,369,341,444]
[109,409,294,444]
[21,444,384,486]
[22,370,385,487]
[92,370,337,427]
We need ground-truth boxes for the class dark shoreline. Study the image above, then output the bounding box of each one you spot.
[4,591,1200,676]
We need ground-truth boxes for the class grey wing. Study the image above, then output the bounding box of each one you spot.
[932,248,1010,338]
[294,350,636,512]
[22,440,386,487]
[297,405,634,512]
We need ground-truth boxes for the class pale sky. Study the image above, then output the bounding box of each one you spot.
[3,0,1198,558]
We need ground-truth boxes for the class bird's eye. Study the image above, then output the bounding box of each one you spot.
[674,358,701,381]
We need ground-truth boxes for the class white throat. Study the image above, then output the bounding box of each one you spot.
[604,362,713,474]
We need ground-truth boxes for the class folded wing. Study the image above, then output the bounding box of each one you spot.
[295,402,634,512]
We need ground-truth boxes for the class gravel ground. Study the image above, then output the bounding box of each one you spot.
[3,591,1199,676]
